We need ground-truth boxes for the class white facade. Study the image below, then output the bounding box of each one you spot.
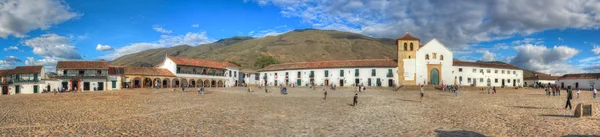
[452,66,523,87]
[413,39,454,85]
[556,79,600,90]
[108,75,122,90]
[260,67,398,87]
[158,56,240,87]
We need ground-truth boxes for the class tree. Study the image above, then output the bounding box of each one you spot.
[254,55,280,68]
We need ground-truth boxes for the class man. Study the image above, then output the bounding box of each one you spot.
[420,85,424,102]
[565,86,573,110]
[353,94,358,106]
[181,84,185,92]
[324,89,328,100]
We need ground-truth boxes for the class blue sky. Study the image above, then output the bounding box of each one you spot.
[1,0,599,75]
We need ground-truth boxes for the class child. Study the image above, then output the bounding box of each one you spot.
[577,89,580,98]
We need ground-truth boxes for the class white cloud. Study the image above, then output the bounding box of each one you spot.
[512,38,543,45]
[100,32,215,60]
[96,44,113,51]
[22,33,82,59]
[4,56,22,63]
[252,0,600,48]
[251,29,291,38]
[4,46,18,51]
[583,64,600,72]
[510,44,581,75]
[592,45,600,54]
[579,56,600,63]
[492,43,509,50]
[191,24,199,28]
[476,50,495,61]
[152,25,172,34]
[24,56,60,72]
[0,0,79,38]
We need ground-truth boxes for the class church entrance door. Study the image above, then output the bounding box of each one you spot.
[429,68,439,85]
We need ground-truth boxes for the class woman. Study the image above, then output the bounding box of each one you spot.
[492,87,496,94]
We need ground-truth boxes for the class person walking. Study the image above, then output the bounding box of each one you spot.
[594,88,597,99]
[455,85,459,97]
[545,87,549,96]
[353,94,358,106]
[420,85,424,102]
[492,87,496,94]
[557,87,561,96]
[488,86,491,94]
[323,89,328,100]
[565,86,573,110]
[552,87,555,96]
[181,84,185,92]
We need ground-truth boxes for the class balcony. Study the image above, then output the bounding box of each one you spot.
[0,81,12,85]
[54,74,107,79]
[13,79,39,83]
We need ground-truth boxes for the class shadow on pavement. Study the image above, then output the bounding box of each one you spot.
[398,99,420,102]
[434,129,486,137]
[539,114,576,118]
[508,106,554,110]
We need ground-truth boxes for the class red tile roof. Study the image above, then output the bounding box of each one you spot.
[167,56,240,69]
[109,66,175,77]
[397,33,420,41]
[10,66,43,74]
[0,69,13,76]
[453,60,522,70]
[260,59,398,71]
[558,73,600,80]
[57,61,109,69]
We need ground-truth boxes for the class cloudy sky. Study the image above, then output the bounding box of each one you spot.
[1,0,599,75]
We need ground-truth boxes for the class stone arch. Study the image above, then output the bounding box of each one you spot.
[172,78,180,88]
[153,78,161,88]
[143,77,152,88]
[403,43,407,51]
[163,78,170,88]
[211,80,217,87]
[218,80,224,87]
[189,79,196,87]
[204,80,210,87]
[133,77,142,88]
[197,79,204,87]
[181,78,188,87]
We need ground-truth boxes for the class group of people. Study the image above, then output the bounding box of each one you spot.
[440,84,460,96]
[545,86,562,96]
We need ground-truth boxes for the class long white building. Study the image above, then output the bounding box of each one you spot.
[556,73,600,90]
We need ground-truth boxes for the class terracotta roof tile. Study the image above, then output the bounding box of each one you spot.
[260,59,397,71]
[10,66,43,74]
[57,61,109,69]
[110,66,175,77]
[0,69,13,76]
[453,60,521,70]
[168,56,239,69]
[397,33,420,41]
[558,73,600,80]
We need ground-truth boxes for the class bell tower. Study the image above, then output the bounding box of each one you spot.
[396,33,420,86]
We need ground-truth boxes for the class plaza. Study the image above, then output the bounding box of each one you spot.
[0,87,598,136]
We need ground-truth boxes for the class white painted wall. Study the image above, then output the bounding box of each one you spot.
[415,39,454,85]
[556,79,600,90]
[524,80,555,87]
[158,57,177,75]
[452,66,523,87]
[108,75,122,90]
[260,67,398,87]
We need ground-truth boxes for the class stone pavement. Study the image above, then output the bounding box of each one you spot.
[0,87,598,136]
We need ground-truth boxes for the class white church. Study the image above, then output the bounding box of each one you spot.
[257,33,524,87]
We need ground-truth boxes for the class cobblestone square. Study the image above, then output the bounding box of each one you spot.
[0,87,599,136]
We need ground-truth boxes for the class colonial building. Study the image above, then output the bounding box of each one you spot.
[0,69,11,95]
[240,69,260,86]
[157,56,241,87]
[56,61,109,92]
[4,66,61,94]
[556,73,600,90]
[259,59,398,87]
[524,73,559,87]
[452,60,524,87]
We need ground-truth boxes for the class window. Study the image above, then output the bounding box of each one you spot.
[97,70,102,75]
[433,53,437,59]
[403,43,407,51]
[355,69,359,76]
[298,72,301,78]
[480,78,483,83]
[408,55,411,59]
[495,70,498,74]
[234,71,237,77]
[410,43,414,51]
[495,79,498,83]
[371,69,376,76]
[459,76,463,82]
[63,70,67,75]
[440,55,444,60]
[425,54,429,60]
[508,80,511,83]
[310,71,314,77]
[480,69,484,73]
[458,68,462,72]
[79,70,84,76]
[513,71,516,74]
[340,70,344,77]
[472,69,476,73]
[176,67,181,73]
[467,78,471,83]
[255,74,259,80]
[112,81,117,88]
[501,70,505,74]
[229,71,232,77]
[325,70,329,77]
[487,69,491,73]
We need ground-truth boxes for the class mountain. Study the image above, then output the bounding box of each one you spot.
[110,29,398,69]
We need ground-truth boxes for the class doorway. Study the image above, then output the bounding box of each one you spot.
[388,79,393,87]
[33,85,39,93]
[513,79,516,87]
[502,79,505,87]
[368,78,372,86]
[98,82,104,91]
[376,78,381,86]
[429,68,440,85]
[575,82,579,89]
[324,79,329,86]
[355,79,359,86]
[2,86,8,95]
[339,80,344,87]
[15,85,20,94]
[71,81,79,91]
[46,85,51,92]
[297,79,301,86]
[83,82,90,91]
[561,83,564,89]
